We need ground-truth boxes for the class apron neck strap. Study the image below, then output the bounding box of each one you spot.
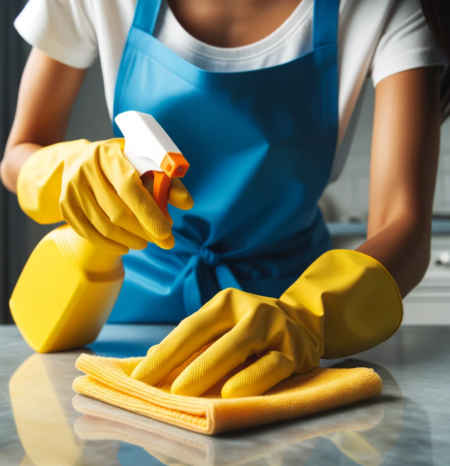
[133,0,163,35]
[313,0,340,49]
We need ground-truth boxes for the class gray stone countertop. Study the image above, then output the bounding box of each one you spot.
[1,324,449,465]
[327,219,450,236]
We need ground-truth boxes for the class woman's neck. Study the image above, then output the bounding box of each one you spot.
[167,0,302,48]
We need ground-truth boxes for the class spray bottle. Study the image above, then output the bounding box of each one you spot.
[10,111,189,353]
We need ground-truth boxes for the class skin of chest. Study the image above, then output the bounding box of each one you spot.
[167,0,302,48]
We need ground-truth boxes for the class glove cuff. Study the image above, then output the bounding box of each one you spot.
[17,139,92,224]
[280,249,403,360]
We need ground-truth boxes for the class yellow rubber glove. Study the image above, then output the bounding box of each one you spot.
[131,250,403,398]
[17,139,193,255]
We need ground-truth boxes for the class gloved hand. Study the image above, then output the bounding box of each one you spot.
[131,250,403,398]
[17,138,193,254]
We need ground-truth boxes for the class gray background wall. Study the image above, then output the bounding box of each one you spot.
[322,82,450,222]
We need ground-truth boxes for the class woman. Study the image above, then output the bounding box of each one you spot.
[1,0,448,398]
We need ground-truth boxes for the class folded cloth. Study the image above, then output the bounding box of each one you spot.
[73,350,383,435]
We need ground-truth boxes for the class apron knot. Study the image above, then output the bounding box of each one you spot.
[199,247,221,267]
[182,246,241,316]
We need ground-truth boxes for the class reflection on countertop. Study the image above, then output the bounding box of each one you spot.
[1,324,448,465]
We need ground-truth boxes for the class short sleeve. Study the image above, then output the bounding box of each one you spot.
[370,0,448,87]
[14,0,98,69]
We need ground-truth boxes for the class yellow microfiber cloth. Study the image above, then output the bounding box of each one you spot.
[73,347,383,435]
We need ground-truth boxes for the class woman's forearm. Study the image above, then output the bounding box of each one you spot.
[1,142,43,193]
[356,216,431,298]
[359,67,441,299]
[1,48,87,194]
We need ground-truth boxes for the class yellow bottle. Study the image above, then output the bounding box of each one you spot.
[10,225,124,353]
[10,111,189,353]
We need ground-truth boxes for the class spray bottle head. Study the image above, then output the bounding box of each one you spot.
[115,111,189,178]
[115,111,190,220]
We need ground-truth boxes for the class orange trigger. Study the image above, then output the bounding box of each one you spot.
[152,171,172,224]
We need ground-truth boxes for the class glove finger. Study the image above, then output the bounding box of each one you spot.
[78,185,149,251]
[141,175,194,211]
[99,141,172,240]
[148,232,175,250]
[95,172,158,242]
[146,345,159,356]
[60,185,129,256]
[221,351,295,398]
[119,176,172,240]
[131,306,235,385]
[96,173,174,249]
[170,315,270,397]
[168,178,194,210]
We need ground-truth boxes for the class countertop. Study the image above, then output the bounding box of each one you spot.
[327,220,450,236]
[1,324,449,466]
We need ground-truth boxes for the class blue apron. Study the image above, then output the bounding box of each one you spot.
[109,0,339,323]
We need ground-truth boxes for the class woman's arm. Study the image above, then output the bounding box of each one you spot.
[356,66,441,297]
[0,48,87,193]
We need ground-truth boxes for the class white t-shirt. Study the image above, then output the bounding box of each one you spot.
[15,0,447,182]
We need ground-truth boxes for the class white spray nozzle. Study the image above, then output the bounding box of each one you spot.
[115,111,187,178]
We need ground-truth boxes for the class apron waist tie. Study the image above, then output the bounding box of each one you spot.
[176,210,330,316]
[182,246,242,316]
